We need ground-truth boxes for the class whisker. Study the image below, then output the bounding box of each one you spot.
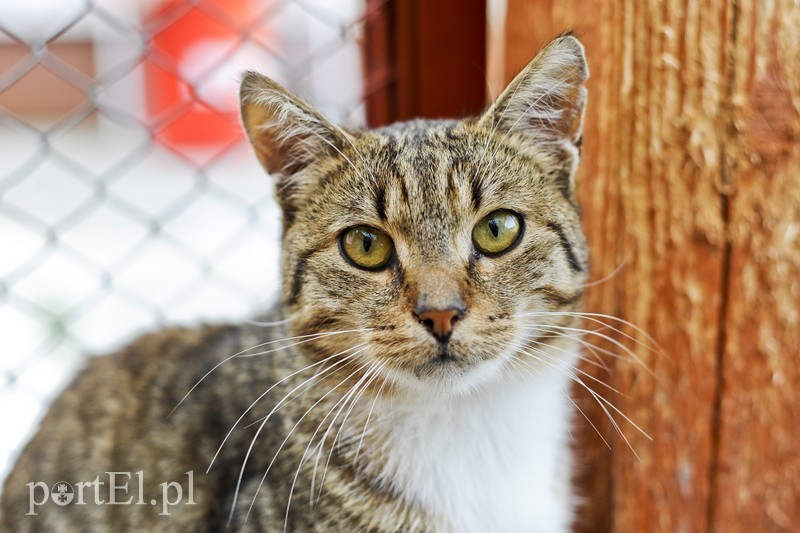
[307,363,378,503]
[240,348,369,433]
[522,332,611,372]
[336,127,381,189]
[307,129,370,185]
[169,328,371,418]
[239,328,375,358]
[517,346,638,456]
[514,345,650,458]
[231,349,369,526]
[579,255,630,289]
[510,340,621,395]
[353,369,389,465]
[505,354,606,448]
[240,358,372,527]
[516,311,660,353]
[518,325,635,364]
[519,323,655,377]
[313,363,384,507]
[244,315,297,327]
[529,330,621,369]
[208,343,368,473]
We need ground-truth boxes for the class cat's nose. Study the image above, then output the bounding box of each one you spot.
[415,307,463,342]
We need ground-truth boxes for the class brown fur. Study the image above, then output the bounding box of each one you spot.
[1,35,589,531]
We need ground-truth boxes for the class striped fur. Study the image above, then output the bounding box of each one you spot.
[1,35,590,532]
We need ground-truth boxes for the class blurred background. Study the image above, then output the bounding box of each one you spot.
[1,0,798,531]
[0,0,363,487]
[0,0,487,493]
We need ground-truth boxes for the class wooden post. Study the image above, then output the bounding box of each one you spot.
[715,1,800,528]
[363,0,486,126]
[500,0,800,531]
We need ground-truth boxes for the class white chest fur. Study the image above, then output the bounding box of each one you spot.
[371,356,577,533]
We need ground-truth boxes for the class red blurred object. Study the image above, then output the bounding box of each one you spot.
[145,0,253,149]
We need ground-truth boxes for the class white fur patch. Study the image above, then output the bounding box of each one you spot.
[368,347,578,532]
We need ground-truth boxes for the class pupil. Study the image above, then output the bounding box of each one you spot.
[362,233,373,252]
[488,219,499,238]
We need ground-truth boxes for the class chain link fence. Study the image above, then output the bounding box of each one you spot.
[0,0,375,485]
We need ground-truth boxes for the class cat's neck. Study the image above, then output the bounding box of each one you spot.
[360,345,579,533]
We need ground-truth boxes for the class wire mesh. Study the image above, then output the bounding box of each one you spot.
[0,0,373,485]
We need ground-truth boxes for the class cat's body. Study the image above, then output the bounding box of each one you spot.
[1,35,590,532]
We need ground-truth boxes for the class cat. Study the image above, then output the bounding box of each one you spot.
[1,34,590,532]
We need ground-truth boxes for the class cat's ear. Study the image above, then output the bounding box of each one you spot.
[479,34,588,147]
[239,72,348,176]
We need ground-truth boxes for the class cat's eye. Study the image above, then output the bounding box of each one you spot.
[472,210,523,255]
[340,226,394,270]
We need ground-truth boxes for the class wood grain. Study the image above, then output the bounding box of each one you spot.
[714,0,800,529]
[363,0,486,126]
[501,0,799,530]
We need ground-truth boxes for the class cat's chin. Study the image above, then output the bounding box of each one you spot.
[390,352,510,397]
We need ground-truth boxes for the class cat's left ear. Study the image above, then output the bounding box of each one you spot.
[239,72,349,177]
[479,34,588,149]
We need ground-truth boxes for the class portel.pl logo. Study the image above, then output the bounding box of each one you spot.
[27,471,195,517]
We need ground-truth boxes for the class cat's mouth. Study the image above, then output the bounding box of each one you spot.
[401,347,508,395]
[436,345,457,362]
[412,346,468,378]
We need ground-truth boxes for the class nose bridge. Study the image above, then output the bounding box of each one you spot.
[412,262,467,312]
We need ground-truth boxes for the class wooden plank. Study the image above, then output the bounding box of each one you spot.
[363,0,486,126]
[713,0,800,529]
[362,0,395,128]
[502,1,729,530]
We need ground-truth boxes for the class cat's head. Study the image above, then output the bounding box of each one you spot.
[240,35,589,396]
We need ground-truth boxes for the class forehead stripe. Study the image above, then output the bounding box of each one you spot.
[287,250,312,306]
[546,221,583,273]
[470,172,483,210]
[375,184,387,221]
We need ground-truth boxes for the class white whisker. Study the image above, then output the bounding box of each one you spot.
[518,323,655,377]
[313,363,384,507]
[513,344,650,459]
[511,339,621,395]
[277,360,378,531]
[516,311,660,353]
[208,343,368,473]
[169,328,371,418]
[232,348,369,526]
[244,315,297,327]
[353,370,389,465]
[578,255,629,289]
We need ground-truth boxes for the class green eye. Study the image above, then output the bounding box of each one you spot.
[472,210,522,255]
[340,226,394,270]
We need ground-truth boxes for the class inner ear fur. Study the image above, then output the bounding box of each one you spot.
[239,72,349,177]
[479,35,589,147]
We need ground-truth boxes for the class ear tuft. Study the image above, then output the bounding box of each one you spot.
[239,72,347,176]
[480,35,589,147]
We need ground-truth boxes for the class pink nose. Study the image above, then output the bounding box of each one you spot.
[416,308,462,342]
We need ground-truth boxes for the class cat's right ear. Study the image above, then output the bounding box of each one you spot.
[239,72,348,177]
[478,34,588,149]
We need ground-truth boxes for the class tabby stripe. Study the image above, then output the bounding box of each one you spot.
[398,173,410,202]
[546,221,583,273]
[375,184,387,221]
[538,286,584,307]
[390,260,405,296]
[384,137,408,202]
[470,172,483,210]
[288,249,316,306]
[553,169,578,208]
[449,155,467,202]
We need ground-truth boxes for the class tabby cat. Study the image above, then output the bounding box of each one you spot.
[1,34,590,532]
